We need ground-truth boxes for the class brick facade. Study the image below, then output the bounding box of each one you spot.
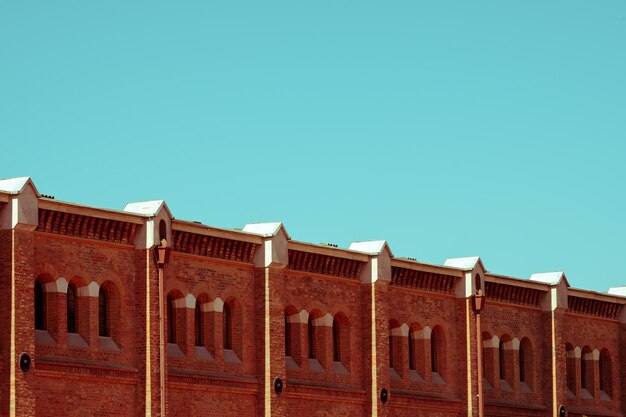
[1,177,625,417]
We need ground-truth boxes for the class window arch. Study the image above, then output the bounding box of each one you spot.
[98,287,108,337]
[431,325,446,378]
[581,345,594,397]
[565,343,577,395]
[284,306,299,363]
[332,312,350,369]
[498,334,513,388]
[223,302,232,350]
[195,301,203,347]
[308,315,316,359]
[35,279,46,330]
[167,294,176,344]
[499,339,505,380]
[408,328,415,370]
[482,332,496,388]
[388,319,401,371]
[519,337,534,390]
[332,319,340,361]
[67,283,78,334]
[599,348,612,398]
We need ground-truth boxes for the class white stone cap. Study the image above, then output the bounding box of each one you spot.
[444,256,481,270]
[607,287,626,297]
[349,240,391,256]
[242,222,290,238]
[529,272,568,286]
[0,177,39,195]
[123,200,167,216]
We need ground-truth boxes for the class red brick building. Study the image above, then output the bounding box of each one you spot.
[1,176,624,417]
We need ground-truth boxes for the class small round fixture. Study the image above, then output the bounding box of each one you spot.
[273,377,284,394]
[19,352,31,372]
[380,388,388,404]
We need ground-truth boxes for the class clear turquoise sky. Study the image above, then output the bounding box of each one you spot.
[1,2,625,291]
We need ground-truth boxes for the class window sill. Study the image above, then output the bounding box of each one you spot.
[67,333,88,349]
[581,388,593,400]
[432,372,446,385]
[35,329,56,346]
[167,343,185,358]
[99,336,120,351]
[224,349,241,364]
[333,361,348,375]
[308,358,324,373]
[195,346,214,361]
[389,367,401,380]
[286,356,299,370]
[520,382,533,393]
[409,369,424,383]
[499,379,512,392]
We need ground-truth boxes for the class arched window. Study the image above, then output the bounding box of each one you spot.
[499,340,506,380]
[388,320,400,370]
[581,355,587,389]
[565,344,576,394]
[308,316,316,359]
[408,332,415,370]
[35,279,46,330]
[599,349,612,397]
[332,319,340,362]
[285,312,292,356]
[195,301,203,347]
[581,346,594,396]
[431,333,437,372]
[519,337,533,389]
[223,302,232,350]
[67,283,77,333]
[431,326,446,378]
[167,294,176,344]
[98,287,109,337]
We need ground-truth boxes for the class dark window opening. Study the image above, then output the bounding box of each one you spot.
[35,280,46,330]
[333,320,340,362]
[167,295,176,344]
[409,335,415,370]
[67,284,77,333]
[431,335,437,372]
[195,302,203,347]
[98,288,108,337]
[308,317,315,359]
[285,313,291,356]
[223,303,232,350]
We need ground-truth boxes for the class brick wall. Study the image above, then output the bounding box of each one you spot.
[0,185,625,417]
